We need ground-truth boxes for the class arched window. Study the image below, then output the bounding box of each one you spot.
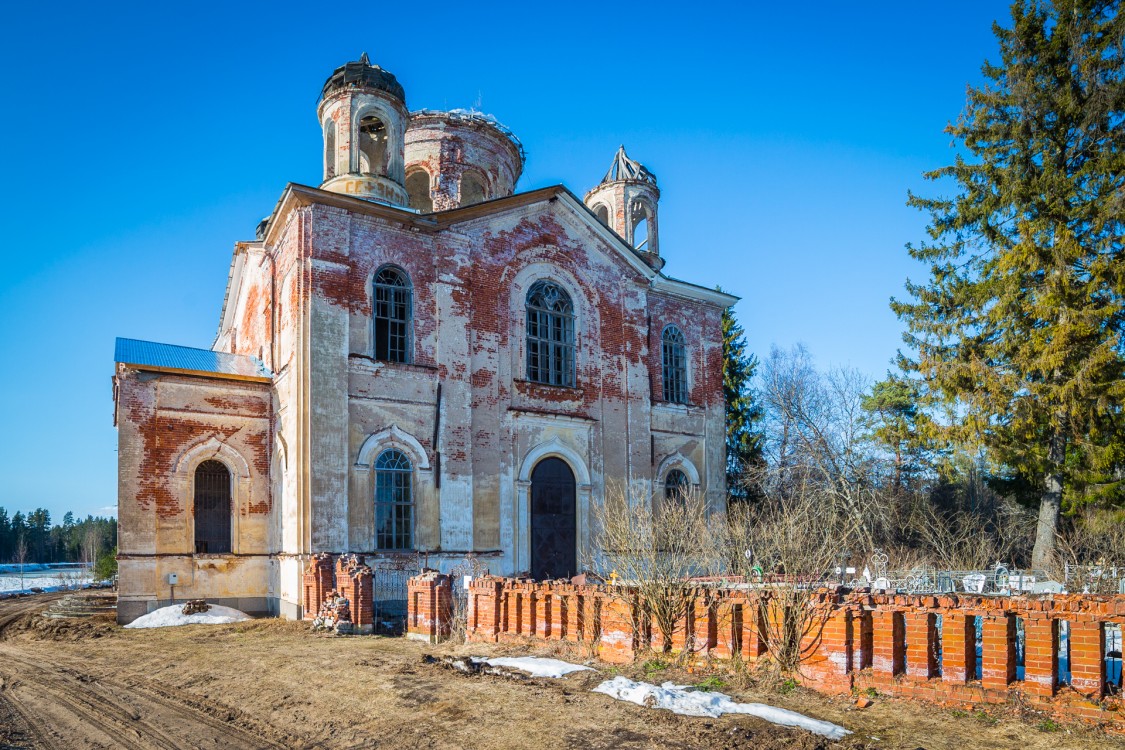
[374,266,412,363]
[661,325,688,404]
[526,280,575,387]
[633,217,648,250]
[460,172,487,206]
[664,469,689,501]
[375,449,413,550]
[358,114,388,175]
[324,118,336,180]
[406,171,433,212]
[194,460,231,554]
[593,204,610,226]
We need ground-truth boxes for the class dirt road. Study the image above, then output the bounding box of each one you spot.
[0,594,1119,750]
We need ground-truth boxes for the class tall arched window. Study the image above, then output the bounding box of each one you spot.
[194,460,231,554]
[374,266,412,363]
[593,204,610,226]
[324,118,336,180]
[526,280,575,387]
[375,449,413,550]
[664,468,689,502]
[662,325,688,404]
[405,170,433,212]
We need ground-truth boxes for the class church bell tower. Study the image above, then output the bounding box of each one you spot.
[317,53,409,207]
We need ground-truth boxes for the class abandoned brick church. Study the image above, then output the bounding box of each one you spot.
[112,55,736,623]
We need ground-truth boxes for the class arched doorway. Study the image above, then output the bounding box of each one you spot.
[530,457,576,580]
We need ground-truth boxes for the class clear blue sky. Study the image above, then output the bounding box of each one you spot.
[0,1,1011,521]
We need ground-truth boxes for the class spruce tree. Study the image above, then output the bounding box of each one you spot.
[721,304,764,503]
[893,0,1125,567]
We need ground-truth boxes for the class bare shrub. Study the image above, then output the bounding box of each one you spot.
[904,499,1034,571]
[587,483,722,655]
[724,478,862,676]
[1053,508,1125,591]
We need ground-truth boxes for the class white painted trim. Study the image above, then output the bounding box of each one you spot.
[656,452,701,487]
[355,424,432,472]
[517,437,592,484]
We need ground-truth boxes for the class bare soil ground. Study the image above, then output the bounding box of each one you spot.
[0,594,1120,750]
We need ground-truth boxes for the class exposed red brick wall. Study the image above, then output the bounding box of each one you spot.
[411,575,1125,731]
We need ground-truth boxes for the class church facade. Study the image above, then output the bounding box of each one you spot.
[112,56,736,623]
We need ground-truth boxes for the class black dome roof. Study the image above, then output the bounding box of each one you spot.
[321,53,406,104]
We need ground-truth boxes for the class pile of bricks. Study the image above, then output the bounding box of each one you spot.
[311,590,353,634]
[408,573,1125,731]
[301,553,374,633]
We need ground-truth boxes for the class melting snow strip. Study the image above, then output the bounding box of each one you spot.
[471,656,593,678]
[591,676,851,740]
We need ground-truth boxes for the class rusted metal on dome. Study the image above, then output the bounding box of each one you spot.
[320,52,406,105]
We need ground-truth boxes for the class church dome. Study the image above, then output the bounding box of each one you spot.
[321,53,406,105]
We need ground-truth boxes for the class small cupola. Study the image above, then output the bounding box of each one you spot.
[317,53,410,207]
[584,146,662,269]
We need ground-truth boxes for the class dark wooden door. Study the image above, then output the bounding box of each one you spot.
[530,457,576,580]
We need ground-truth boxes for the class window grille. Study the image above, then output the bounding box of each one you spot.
[526,280,575,387]
[374,267,411,363]
[661,325,688,403]
[375,449,414,550]
[664,469,689,501]
[194,460,231,554]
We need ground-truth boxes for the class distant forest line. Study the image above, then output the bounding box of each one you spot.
[0,507,117,565]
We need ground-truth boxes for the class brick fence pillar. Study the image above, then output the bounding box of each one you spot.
[981,613,1016,690]
[302,553,335,620]
[467,577,502,642]
[1022,614,1057,697]
[406,571,453,642]
[872,609,903,684]
[742,597,769,664]
[802,602,854,694]
[597,592,637,664]
[1069,619,1105,698]
[941,612,973,683]
[905,611,937,680]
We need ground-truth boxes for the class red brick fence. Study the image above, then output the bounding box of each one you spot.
[407,573,1125,730]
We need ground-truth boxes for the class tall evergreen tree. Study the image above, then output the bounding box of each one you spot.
[720,303,764,502]
[892,0,1125,568]
[861,373,936,491]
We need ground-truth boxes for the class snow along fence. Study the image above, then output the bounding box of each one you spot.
[406,573,1125,731]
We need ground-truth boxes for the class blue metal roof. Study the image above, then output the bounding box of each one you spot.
[114,338,272,380]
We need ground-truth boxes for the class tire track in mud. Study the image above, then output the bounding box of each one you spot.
[0,594,291,750]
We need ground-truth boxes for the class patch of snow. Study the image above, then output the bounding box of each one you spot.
[473,656,592,678]
[591,676,851,740]
[124,604,251,629]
